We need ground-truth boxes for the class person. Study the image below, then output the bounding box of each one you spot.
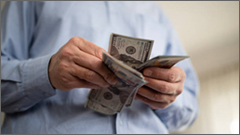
[1,1,199,134]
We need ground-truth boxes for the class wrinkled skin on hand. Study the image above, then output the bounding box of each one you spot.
[137,67,186,109]
[48,37,118,91]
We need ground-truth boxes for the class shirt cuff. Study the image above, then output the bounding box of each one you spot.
[22,55,56,101]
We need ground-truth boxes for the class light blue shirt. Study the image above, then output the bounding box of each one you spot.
[1,1,199,134]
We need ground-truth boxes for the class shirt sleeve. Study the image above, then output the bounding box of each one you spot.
[1,1,56,114]
[153,6,200,133]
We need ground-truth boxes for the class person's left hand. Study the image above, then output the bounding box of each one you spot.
[136,67,186,109]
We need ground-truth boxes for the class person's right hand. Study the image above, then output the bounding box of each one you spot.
[48,37,118,91]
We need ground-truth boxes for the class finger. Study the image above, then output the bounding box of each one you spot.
[55,72,101,90]
[72,49,118,85]
[144,77,182,95]
[143,67,186,83]
[71,63,110,88]
[69,37,107,60]
[137,86,177,103]
[70,77,102,89]
[136,94,170,109]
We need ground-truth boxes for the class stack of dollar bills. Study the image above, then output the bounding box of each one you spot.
[85,33,188,115]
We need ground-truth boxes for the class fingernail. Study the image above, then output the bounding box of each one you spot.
[107,75,118,85]
[144,69,152,76]
[110,76,118,85]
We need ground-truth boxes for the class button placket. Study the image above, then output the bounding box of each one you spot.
[119,120,123,126]
[116,113,124,134]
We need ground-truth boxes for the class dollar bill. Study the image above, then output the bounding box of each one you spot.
[86,52,147,112]
[108,33,154,69]
[108,33,154,106]
[85,33,189,115]
[137,56,189,71]
[84,98,117,115]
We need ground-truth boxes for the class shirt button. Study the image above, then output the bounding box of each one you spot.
[119,120,123,126]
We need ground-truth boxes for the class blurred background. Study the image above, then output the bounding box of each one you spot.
[1,1,239,134]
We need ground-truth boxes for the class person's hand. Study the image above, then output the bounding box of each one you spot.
[136,67,186,109]
[48,37,118,91]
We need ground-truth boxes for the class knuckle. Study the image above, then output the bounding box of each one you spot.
[95,48,105,59]
[61,76,69,84]
[161,83,170,92]
[153,94,160,101]
[85,71,95,80]
[61,47,73,58]
[176,67,186,80]
[69,37,81,45]
[60,77,72,90]
[168,73,176,82]
[59,62,68,71]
